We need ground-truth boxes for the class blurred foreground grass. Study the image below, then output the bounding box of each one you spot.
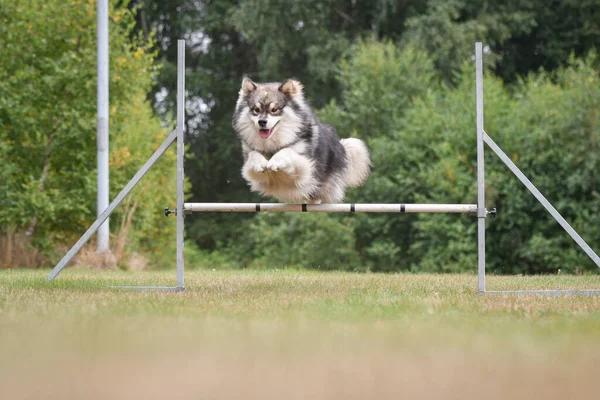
[1,269,599,399]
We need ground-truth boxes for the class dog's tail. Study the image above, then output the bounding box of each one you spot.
[340,138,371,187]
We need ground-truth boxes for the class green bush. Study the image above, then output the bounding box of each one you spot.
[485,55,600,274]
[224,213,363,271]
[381,55,600,274]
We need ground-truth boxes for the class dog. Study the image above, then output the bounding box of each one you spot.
[232,77,371,203]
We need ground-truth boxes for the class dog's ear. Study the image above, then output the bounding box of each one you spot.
[241,77,257,97]
[278,79,303,97]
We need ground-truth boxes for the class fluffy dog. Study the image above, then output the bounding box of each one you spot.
[232,78,370,203]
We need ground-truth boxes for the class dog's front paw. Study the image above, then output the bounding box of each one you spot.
[266,153,296,174]
[247,152,268,173]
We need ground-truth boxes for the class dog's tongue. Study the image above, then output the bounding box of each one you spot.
[259,129,271,139]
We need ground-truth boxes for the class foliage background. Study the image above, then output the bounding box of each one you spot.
[1,0,177,269]
[1,0,599,274]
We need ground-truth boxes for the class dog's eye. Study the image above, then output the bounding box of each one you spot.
[270,107,279,113]
[252,107,260,114]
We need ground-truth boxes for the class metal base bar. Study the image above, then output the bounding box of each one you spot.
[484,290,600,296]
[184,203,477,213]
[112,286,185,292]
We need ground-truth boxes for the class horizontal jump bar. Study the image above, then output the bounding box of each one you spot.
[183,203,477,213]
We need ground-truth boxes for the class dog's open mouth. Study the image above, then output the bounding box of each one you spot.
[258,129,272,139]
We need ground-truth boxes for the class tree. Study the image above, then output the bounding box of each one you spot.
[0,0,176,268]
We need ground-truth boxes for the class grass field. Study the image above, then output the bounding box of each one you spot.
[2,269,600,399]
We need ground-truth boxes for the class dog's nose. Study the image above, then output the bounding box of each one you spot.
[258,120,267,128]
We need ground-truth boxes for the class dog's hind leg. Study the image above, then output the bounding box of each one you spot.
[317,175,346,203]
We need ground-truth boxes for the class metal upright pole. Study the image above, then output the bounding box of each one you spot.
[97,0,110,253]
[176,40,185,289]
[475,42,486,293]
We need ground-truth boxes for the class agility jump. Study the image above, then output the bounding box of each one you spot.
[46,40,600,295]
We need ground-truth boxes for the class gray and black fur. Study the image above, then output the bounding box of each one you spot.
[232,78,370,203]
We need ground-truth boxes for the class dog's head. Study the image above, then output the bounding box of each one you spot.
[233,78,305,150]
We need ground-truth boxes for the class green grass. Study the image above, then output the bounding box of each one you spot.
[2,269,600,399]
